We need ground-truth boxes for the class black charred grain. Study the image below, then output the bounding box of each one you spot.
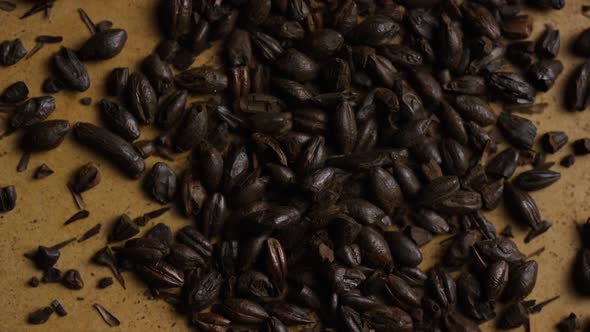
[73,122,145,179]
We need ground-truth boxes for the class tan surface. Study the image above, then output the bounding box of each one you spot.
[1,0,590,331]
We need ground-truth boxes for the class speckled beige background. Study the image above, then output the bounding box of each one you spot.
[1,0,590,331]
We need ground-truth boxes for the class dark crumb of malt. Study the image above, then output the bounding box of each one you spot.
[51,300,67,317]
[41,267,61,283]
[97,277,114,289]
[80,97,92,106]
[561,154,575,167]
[33,164,54,179]
[27,307,53,325]
[28,276,39,287]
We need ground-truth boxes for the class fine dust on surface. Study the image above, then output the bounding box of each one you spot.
[1,1,590,331]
